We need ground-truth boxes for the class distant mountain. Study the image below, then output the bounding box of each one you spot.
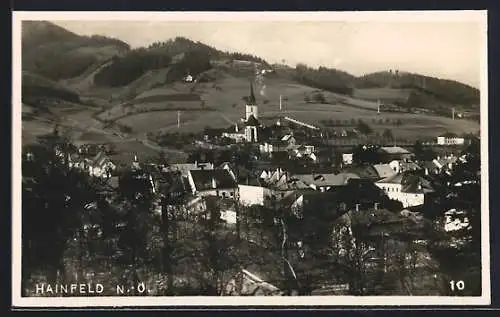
[22,21,130,81]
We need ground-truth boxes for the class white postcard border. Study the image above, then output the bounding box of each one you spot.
[11,10,490,307]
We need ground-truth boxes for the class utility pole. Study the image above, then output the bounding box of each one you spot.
[177,111,181,128]
[280,94,282,111]
[452,108,455,120]
[377,100,381,114]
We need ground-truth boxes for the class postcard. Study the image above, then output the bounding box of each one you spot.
[12,10,489,307]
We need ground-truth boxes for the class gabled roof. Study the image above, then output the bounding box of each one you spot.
[343,165,380,180]
[373,164,397,179]
[168,162,214,176]
[293,173,360,187]
[189,169,237,191]
[245,115,260,127]
[376,173,404,184]
[379,146,411,155]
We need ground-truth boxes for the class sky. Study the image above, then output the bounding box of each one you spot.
[52,18,484,88]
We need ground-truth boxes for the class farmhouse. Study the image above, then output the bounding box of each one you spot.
[187,169,238,198]
[437,133,465,146]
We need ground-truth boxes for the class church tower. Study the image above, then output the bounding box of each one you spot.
[245,82,259,121]
[244,83,260,142]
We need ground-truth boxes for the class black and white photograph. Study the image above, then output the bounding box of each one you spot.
[12,11,489,307]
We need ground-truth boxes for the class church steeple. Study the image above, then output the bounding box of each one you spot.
[248,82,256,105]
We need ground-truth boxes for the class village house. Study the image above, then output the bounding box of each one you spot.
[375,173,435,208]
[259,140,290,154]
[167,162,214,178]
[68,150,116,179]
[187,169,238,198]
[290,172,360,192]
[437,132,465,146]
[88,151,117,178]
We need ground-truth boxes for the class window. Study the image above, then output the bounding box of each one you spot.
[230,192,234,197]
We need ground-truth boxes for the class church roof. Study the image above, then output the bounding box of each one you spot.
[248,82,257,105]
[245,115,260,126]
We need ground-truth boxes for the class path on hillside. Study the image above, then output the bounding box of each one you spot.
[64,60,115,92]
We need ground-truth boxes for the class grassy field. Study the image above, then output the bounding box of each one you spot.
[22,66,480,155]
[104,72,480,141]
[352,88,412,102]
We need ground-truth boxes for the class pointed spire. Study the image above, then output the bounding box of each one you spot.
[249,81,256,105]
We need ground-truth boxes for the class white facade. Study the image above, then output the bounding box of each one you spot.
[245,126,258,142]
[245,104,259,120]
[437,136,465,145]
[375,182,425,208]
[222,132,246,143]
[238,184,271,206]
[342,153,353,165]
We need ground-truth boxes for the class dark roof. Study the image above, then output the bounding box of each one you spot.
[248,82,257,105]
[343,165,379,180]
[246,115,260,126]
[189,169,238,191]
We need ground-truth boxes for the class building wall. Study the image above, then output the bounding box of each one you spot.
[197,189,237,199]
[238,185,270,206]
[245,126,258,142]
[342,153,353,165]
[437,136,465,145]
[245,105,259,120]
[375,183,425,207]
[222,132,246,143]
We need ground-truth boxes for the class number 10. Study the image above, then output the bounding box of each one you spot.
[450,280,465,291]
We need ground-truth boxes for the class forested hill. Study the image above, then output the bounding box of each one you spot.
[356,71,479,106]
[93,36,271,87]
[21,22,480,109]
[22,21,130,81]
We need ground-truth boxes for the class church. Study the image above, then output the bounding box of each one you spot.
[243,83,260,142]
[222,83,261,143]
